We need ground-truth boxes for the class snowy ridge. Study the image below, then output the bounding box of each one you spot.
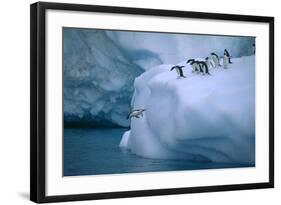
[120,56,255,164]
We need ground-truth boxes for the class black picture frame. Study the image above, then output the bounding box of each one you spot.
[30,1,274,203]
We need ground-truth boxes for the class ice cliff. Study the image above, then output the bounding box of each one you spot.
[120,56,255,164]
[63,29,143,127]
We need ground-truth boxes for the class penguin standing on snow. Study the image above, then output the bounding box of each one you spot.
[127,109,146,119]
[197,60,211,75]
[205,57,215,69]
[224,49,233,64]
[210,52,221,67]
[170,65,186,78]
[186,59,202,73]
[223,52,229,69]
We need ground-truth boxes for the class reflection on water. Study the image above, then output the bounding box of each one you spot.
[64,128,251,176]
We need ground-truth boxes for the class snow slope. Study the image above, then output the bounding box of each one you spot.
[120,56,255,164]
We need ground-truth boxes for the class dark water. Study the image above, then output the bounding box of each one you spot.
[64,128,251,176]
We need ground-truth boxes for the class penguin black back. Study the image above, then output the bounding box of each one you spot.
[186,59,195,64]
[224,49,233,64]
[170,65,186,78]
[211,52,219,59]
[170,65,184,71]
[198,61,211,75]
[224,49,230,57]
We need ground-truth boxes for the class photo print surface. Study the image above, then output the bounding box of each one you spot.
[63,27,256,176]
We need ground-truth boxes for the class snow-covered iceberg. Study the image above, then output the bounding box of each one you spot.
[63,27,254,128]
[120,56,255,164]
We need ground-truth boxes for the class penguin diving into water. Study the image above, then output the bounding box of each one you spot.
[170,65,186,78]
[127,109,146,119]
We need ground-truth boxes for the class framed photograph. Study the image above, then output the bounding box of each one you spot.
[30,2,274,203]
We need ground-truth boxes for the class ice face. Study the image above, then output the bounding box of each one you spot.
[64,28,254,128]
[63,29,143,127]
[121,56,255,164]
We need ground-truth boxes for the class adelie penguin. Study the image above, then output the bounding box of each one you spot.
[186,59,202,73]
[224,49,233,64]
[223,52,229,69]
[197,61,211,75]
[127,109,146,119]
[205,57,215,69]
[170,65,186,78]
[210,52,221,67]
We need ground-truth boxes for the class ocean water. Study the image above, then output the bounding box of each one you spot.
[64,128,252,176]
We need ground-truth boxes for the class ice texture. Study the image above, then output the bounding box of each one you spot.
[63,29,143,127]
[120,56,255,164]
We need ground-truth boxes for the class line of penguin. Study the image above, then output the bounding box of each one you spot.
[127,49,233,119]
[127,43,256,119]
[171,49,233,78]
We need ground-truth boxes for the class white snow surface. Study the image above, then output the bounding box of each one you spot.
[120,56,255,164]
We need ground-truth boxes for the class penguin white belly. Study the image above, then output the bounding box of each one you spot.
[195,64,201,73]
[191,64,197,72]
[223,56,229,69]
[212,55,219,67]
[175,68,180,75]
[208,58,215,68]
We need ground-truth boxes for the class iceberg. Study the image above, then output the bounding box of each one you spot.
[120,56,255,164]
[63,27,254,128]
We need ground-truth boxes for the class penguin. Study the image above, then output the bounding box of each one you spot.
[210,52,221,67]
[186,59,202,73]
[224,49,233,64]
[252,43,255,55]
[205,57,215,68]
[170,65,186,78]
[127,109,146,119]
[197,61,211,75]
[223,52,229,69]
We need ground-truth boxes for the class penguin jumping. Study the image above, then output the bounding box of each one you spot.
[210,52,221,67]
[186,59,202,73]
[127,109,146,119]
[170,65,186,78]
[224,49,233,64]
